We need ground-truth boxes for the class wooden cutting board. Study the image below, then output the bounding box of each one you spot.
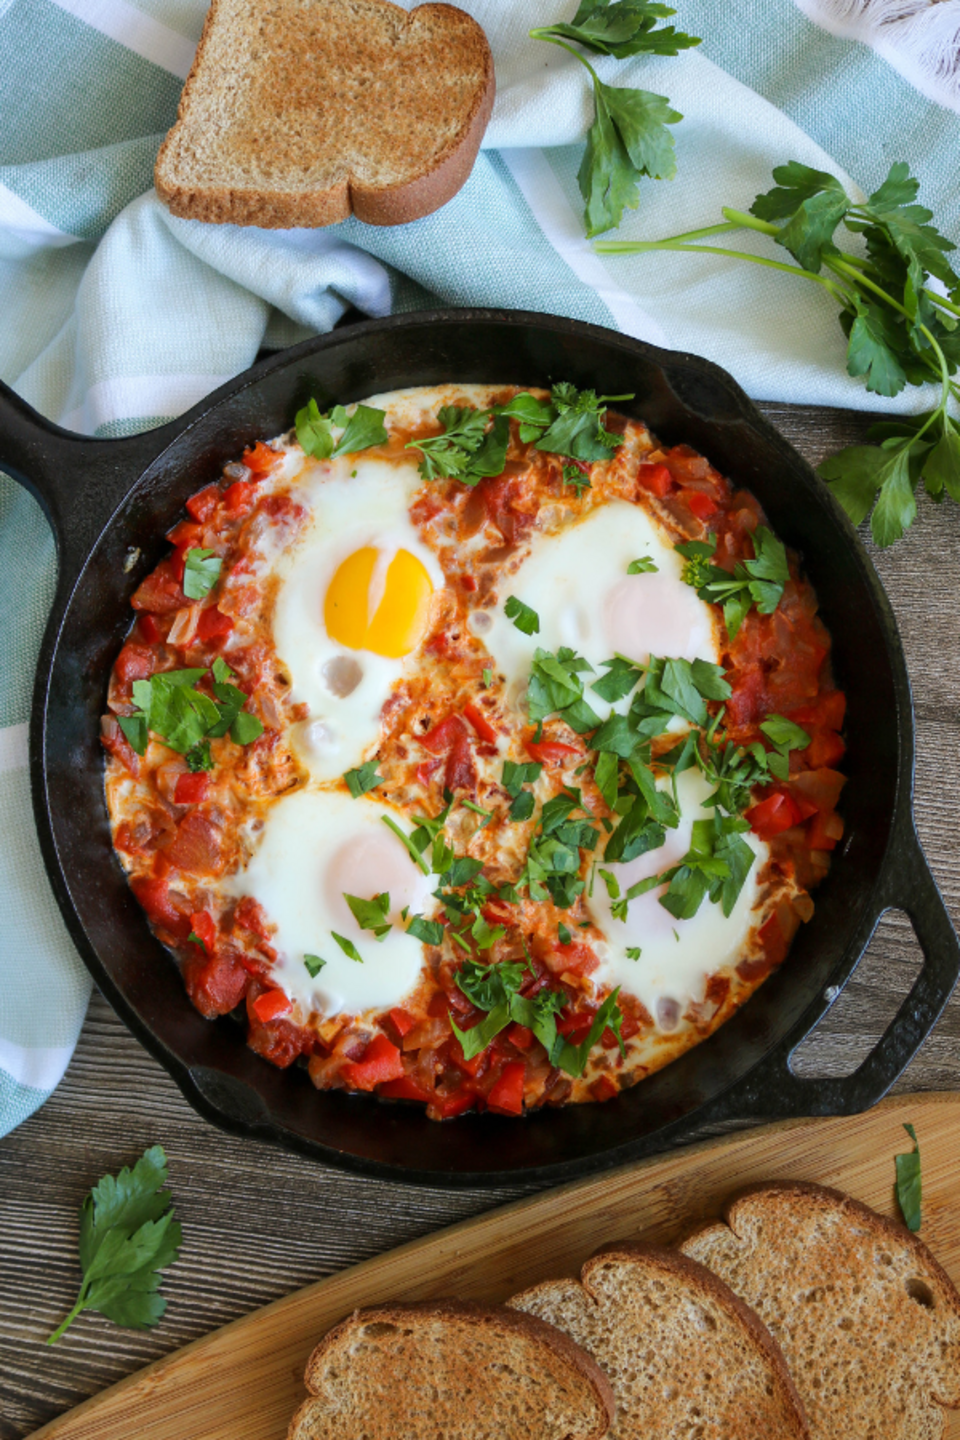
[31,1091,960,1440]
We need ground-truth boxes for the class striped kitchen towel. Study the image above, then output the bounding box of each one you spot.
[1,0,958,1134]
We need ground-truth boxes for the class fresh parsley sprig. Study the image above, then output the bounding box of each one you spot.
[531,3,700,237]
[295,399,388,459]
[48,1145,181,1344]
[406,408,510,484]
[119,657,263,758]
[676,529,789,640]
[598,160,960,546]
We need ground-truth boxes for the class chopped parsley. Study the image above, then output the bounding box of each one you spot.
[627,556,658,574]
[504,595,540,635]
[895,1122,922,1232]
[304,954,326,978]
[331,932,364,964]
[344,759,384,797]
[406,914,445,946]
[405,407,509,485]
[182,547,222,601]
[343,892,391,940]
[295,398,388,460]
[121,659,263,757]
[676,529,789,640]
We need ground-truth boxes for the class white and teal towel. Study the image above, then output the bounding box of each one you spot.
[2,0,958,1135]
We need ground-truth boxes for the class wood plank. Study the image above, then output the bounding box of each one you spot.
[29,1092,960,1440]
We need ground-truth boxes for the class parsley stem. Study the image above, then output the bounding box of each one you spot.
[529,30,602,86]
[596,239,849,303]
[720,207,779,237]
[380,815,430,875]
[47,1289,88,1345]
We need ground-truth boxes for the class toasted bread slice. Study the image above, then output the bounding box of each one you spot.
[681,1181,960,1440]
[287,1299,615,1440]
[510,1244,809,1439]
[155,0,495,228]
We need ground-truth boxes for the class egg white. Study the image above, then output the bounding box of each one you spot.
[227,789,437,1018]
[480,500,720,722]
[270,452,445,782]
[588,770,768,1027]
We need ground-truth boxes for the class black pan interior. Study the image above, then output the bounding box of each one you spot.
[34,311,909,1182]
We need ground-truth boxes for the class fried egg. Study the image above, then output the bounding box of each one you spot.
[588,770,768,1027]
[228,789,436,1018]
[271,452,444,781]
[479,501,719,720]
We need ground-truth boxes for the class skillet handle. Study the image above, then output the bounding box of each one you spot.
[742,823,959,1119]
[0,378,183,589]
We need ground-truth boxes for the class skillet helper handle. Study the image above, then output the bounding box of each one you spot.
[745,823,960,1119]
[0,377,180,589]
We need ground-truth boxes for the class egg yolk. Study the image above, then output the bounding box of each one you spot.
[324,546,434,658]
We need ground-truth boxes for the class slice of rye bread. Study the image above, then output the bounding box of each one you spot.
[510,1244,810,1439]
[680,1181,960,1440]
[155,0,495,228]
[286,1299,616,1440]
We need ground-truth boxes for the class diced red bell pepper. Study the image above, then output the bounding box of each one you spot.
[685,489,718,520]
[487,1061,526,1116]
[507,1023,534,1050]
[113,642,156,686]
[556,1010,595,1045]
[463,702,498,744]
[242,441,278,474]
[186,484,220,523]
[460,574,478,592]
[188,909,217,952]
[444,729,477,793]
[787,690,846,732]
[175,771,210,805]
[448,1033,488,1078]
[745,790,803,840]
[758,912,789,968]
[379,1074,435,1104]
[591,1074,619,1103]
[525,738,580,767]
[340,1034,404,1091]
[252,988,292,1023]
[131,558,186,614]
[388,1007,417,1039]
[637,462,674,497]
[416,757,443,787]
[806,730,846,769]
[137,613,161,644]
[166,519,204,550]
[431,1088,477,1119]
[420,713,466,754]
[196,605,235,642]
[222,480,257,515]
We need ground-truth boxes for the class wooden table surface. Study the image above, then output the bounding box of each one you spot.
[3,400,960,1440]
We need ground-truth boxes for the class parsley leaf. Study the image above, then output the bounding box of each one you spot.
[295,398,387,459]
[536,383,633,461]
[406,914,445,946]
[406,408,509,485]
[895,1121,922,1232]
[344,760,384,797]
[627,555,658,573]
[304,954,326,978]
[331,931,364,963]
[677,528,788,640]
[182,548,222,601]
[48,1145,181,1343]
[118,713,149,757]
[343,892,391,940]
[555,988,625,1076]
[504,595,540,635]
[528,646,602,734]
[531,5,699,237]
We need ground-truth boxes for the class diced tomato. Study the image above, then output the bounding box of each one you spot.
[242,441,278,475]
[507,1023,534,1050]
[420,714,466,754]
[487,1061,526,1116]
[525,738,580,767]
[556,1010,595,1045]
[463,702,498,744]
[547,941,598,977]
[234,895,273,942]
[637,462,674,497]
[591,1074,619,1103]
[196,605,235,642]
[806,730,846,769]
[448,1033,488,1078]
[113,642,155,687]
[131,874,192,942]
[745,790,803,840]
[340,1034,404,1091]
[137,614,161,644]
[188,910,217,952]
[174,772,210,805]
[169,548,186,584]
[444,729,477,793]
[807,809,844,851]
[131,558,186,614]
[789,791,820,822]
[184,948,248,1017]
[252,988,292,1023]
[791,767,846,813]
[788,691,846,732]
[166,519,203,550]
[162,811,225,875]
[619,1012,640,1042]
[460,574,478,592]
[388,1007,417,1039]
[685,489,718,520]
[380,1074,435,1104]
[222,480,256,514]
[186,484,220,523]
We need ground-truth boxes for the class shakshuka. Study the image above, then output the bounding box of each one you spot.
[102,384,846,1119]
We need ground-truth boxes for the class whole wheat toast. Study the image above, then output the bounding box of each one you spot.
[156,0,495,228]
[510,1244,809,1439]
[681,1181,960,1440]
[287,1299,615,1440]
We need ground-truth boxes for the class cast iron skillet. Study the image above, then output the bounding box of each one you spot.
[3,309,958,1186]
